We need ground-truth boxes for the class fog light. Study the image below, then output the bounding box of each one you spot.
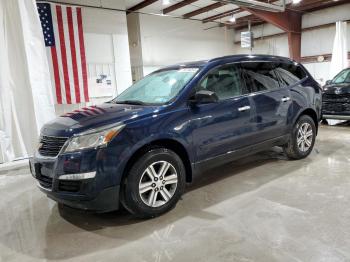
[59,172,96,180]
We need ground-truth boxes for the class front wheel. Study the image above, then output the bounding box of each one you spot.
[284,115,316,160]
[121,148,186,218]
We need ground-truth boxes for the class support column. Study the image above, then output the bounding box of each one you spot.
[243,8,302,62]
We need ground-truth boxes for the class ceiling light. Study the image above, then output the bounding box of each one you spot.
[292,0,302,4]
[229,14,236,23]
[162,0,170,5]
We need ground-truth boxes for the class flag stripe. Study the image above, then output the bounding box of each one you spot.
[56,5,71,104]
[72,8,84,104]
[50,47,63,104]
[66,6,81,103]
[51,6,67,104]
[77,7,89,102]
[62,7,76,104]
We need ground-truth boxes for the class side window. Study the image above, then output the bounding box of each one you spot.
[241,62,281,93]
[196,64,245,100]
[275,63,307,86]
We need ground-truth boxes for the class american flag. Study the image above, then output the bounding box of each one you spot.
[37,3,89,104]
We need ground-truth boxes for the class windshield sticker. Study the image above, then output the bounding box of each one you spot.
[179,68,198,73]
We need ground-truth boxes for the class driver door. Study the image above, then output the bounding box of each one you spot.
[190,64,254,163]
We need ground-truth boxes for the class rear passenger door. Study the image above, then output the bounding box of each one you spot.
[241,62,292,144]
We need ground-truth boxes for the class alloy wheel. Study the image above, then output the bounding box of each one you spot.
[297,122,313,152]
[139,161,178,207]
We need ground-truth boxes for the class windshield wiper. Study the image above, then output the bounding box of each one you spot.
[115,100,146,105]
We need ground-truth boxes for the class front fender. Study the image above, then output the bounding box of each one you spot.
[111,108,194,185]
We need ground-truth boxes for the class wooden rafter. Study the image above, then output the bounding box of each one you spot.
[202,8,242,23]
[163,0,199,14]
[183,2,226,18]
[127,0,158,12]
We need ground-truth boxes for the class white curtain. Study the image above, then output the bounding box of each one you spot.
[0,0,56,163]
[330,21,349,79]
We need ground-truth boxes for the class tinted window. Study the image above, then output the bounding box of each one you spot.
[275,63,307,86]
[197,64,245,100]
[241,62,281,93]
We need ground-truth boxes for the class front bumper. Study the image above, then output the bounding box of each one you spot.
[39,183,120,212]
[29,148,121,212]
[322,114,350,120]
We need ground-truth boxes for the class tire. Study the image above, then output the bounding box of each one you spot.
[284,115,316,160]
[121,148,186,219]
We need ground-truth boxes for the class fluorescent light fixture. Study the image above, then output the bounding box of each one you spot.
[221,0,285,12]
[162,0,170,5]
[229,14,236,23]
[292,0,301,4]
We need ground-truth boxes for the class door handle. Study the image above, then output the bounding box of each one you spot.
[238,106,251,112]
[281,97,291,102]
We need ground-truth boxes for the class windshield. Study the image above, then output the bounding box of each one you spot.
[113,68,199,105]
[332,68,350,84]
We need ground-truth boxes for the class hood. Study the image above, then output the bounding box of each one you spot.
[41,103,159,137]
[323,83,350,95]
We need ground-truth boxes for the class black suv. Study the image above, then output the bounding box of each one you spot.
[322,68,350,120]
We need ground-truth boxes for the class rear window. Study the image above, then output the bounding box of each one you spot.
[241,62,281,93]
[275,63,307,86]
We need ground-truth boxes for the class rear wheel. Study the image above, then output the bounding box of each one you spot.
[284,115,316,160]
[121,148,186,218]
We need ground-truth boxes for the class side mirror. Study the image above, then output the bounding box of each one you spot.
[190,90,219,104]
[325,80,332,85]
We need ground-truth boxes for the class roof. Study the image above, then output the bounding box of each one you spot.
[163,54,297,69]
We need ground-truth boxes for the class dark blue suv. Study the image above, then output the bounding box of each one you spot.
[30,55,322,218]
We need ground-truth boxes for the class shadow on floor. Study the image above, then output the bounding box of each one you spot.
[40,148,300,259]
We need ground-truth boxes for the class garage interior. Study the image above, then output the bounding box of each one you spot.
[0,0,350,261]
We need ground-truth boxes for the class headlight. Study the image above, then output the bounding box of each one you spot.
[63,123,125,153]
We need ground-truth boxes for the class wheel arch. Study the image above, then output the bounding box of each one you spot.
[121,138,193,186]
[295,108,319,134]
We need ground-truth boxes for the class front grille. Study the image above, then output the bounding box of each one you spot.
[322,93,350,114]
[58,180,81,193]
[323,93,350,103]
[322,102,350,113]
[37,174,53,189]
[39,135,68,157]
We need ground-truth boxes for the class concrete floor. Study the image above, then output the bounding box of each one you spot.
[1,124,350,262]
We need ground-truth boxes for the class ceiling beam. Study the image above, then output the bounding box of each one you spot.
[202,8,241,23]
[216,0,285,12]
[243,7,301,32]
[242,7,302,61]
[127,0,158,12]
[230,0,349,30]
[163,0,199,14]
[289,0,350,12]
[183,2,226,18]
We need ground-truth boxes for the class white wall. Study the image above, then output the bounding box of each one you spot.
[128,13,236,79]
[233,3,350,84]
